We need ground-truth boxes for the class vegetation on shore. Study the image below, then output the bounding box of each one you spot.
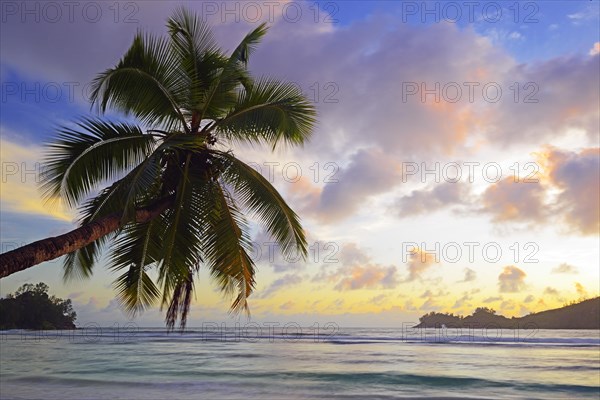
[415,297,600,329]
[0,283,76,330]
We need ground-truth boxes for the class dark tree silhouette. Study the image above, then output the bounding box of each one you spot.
[0,283,77,330]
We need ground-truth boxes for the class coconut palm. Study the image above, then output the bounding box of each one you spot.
[0,8,316,330]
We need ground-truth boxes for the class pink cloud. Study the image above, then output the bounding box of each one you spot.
[498,266,527,293]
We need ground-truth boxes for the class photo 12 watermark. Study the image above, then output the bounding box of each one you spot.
[0,321,342,343]
[1,321,542,344]
[0,160,341,185]
[1,81,94,104]
[401,82,539,104]
[402,241,540,264]
[250,240,339,264]
[1,1,140,24]
[400,1,540,24]
[247,161,339,185]
[401,161,540,184]
[400,322,540,343]
[196,1,339,24]
[0,80,340,105]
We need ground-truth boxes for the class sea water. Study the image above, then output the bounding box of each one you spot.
[1,328,599,399]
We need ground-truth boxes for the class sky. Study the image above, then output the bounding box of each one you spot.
[0,0,599,328]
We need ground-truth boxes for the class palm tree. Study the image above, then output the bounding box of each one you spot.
[0,8,316,330]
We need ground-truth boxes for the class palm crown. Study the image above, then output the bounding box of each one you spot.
[40,8,316,330]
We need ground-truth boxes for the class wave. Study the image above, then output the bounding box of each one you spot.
[9,372,599,395]
[5,329,599,347]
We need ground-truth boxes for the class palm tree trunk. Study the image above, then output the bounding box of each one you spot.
[0,196,173,278]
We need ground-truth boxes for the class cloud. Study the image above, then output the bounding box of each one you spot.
[334,264,398,291]
[312,243,400,291]
[544,148,600,235]
[339,243,370,265]
[498,266,527,293]
[0,2,310,91]
[483,296,503,303]
[543,287,560,297]
[313,148,403,222]
[500,299,518,312]
[404,248,438,282]
[575,282,587,298]
[567,5,600,24]
[0,135,73,221]
[480,177,547,224]
[253,15,596,222]
[419,289,448,299]
[253,16,515,156]
[71,296,144,325]
[459,268,477,283]
[370,294,388,306]
[590,42,600,56]
[403,300,417,311]
[257,274,303,298]
[284,176,322,218]
[250,228,312,273]
[452,291,473,309]
[4,4,598,155]
[485,54,599,145]
[67,291,84,299]
[537,298,547,308]
[322,298,346,312]
[4,6,598,227]
[508,32,523,40]
[552,263,579,274]
[478,147,599,236]
[392,182,470,218]
[523,295,535,303]
[420,297,442,311]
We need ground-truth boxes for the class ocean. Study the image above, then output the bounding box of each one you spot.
[0,327,598,399]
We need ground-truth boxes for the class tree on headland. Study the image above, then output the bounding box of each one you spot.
[473,307,496,315]
[0,8,316,330]
[0,283,76,330]
[415,297,600,329]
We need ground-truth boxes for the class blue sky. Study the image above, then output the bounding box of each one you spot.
[330,1,600,59]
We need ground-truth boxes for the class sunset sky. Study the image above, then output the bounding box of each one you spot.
[1,0,599,327]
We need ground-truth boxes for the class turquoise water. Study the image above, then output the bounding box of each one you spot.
[1,328,599,399]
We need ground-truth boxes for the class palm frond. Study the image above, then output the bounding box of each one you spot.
[167,7,217,59]
[202,181,256,315]
[62,234,113,281]
[165,270,194,331]
[86,133,203,224]
[197,24,269,121]
[41,118,156,208]
[230,23,269,67]
[214,150,307,260]
[90,32,187,130]
[214,78,317,148]
[110,220,164,315]
[168,7,220,119]
[73,145,164,226]
[158,154,203,321]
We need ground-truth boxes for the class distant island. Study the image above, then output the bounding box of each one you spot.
[415,297,600,329]
[0,283,77,330]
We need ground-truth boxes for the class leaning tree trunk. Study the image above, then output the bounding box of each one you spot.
[0,196,173,278]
